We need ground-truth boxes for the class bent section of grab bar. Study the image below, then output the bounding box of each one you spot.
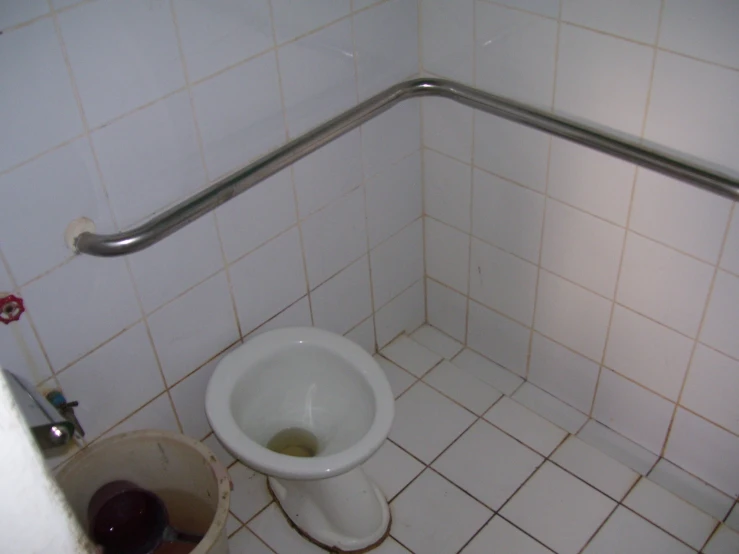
[71,78,739,257]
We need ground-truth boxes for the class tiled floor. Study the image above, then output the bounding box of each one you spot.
[222,325,739,554]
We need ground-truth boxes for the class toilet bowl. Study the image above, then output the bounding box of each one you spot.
[205,327,394,552]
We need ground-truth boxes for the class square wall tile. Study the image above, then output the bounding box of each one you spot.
[660,0,739,70]
[645,52,739,175]
[57,323,164,441]
[469,238,537,326]
[452,348,523,395]
[649,458,734,522]
[592,369,674,454]
[345,316,375,354]
[548,138,635,226]
[425,218,469,294]
[422,98,473,163]
[492,0,559,17]
[555,25,653,135]
[355,0,418,100]
[423,150,472,232]
[552,436,638,501]
[248,296,312,338]
[293,130,362,218]
[391,470,491,554]
[193,52,285,178]
[701,271,739,360]
[534,270,611,362]
[93,91,206,227]
[148,272,238,386]
[475,2,557,107]
[631,169,732,264]
[58,0,184,127]
[128,215,224,313]
[562,0,661,44]
[370,219,423,309]
[362,100,421,178]
[170,356,219,440]
[605,306,693,401]
[374,279,425,348]
[472,169,545,263]
[202,434,235,467]
[461,517,552,554]
[501,462,616,554]
[311,256,372,335]
[420,0,473,83]
[583,506,694,554]
[541,199,624,298]
[103,393,180,438]
[0,1,48,29]
[173,0,273,83]
[468,301,530,377]
[424,361,502,415]
[389,382,476,462]
[528,333,599,414]
[682,344,739,436]
[0,316,52,386]
[666,409,739,497]
[230,228,307,335]
[433,420,543,509]
[617,232,714,338]
[474,114,550,193]
[720,210,739,276]
[624,478,717,551]
[366,152,422,248]
[278,19,357,137]
[426,278,467,342]
[0,19,83,173]
[485,397,567,456]
[217,169,297,263]
[302,187,367,289]
[270,0,350,44]
[0,139,112,285]
[22,256,141,371]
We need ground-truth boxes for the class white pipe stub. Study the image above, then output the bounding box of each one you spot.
[64,217,96,252]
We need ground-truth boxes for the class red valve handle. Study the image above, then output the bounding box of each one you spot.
[0,294,25,324]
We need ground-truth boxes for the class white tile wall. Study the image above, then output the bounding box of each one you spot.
[0,0,422,457]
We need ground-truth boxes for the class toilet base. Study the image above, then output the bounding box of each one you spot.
[267,467,391,552]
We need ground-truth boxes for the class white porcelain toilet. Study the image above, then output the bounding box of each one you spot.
[205,327,395,552]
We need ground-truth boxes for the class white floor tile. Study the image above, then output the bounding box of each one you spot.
[649,459,734,522]
[381,335,442,377]
[374,355,416,399]
[423,360,503,415]
[583,506,694,554]
[228,463,272,523]
[411,324,464,358]
[501,462,616,554]
[484,397,567,456]
[391,469,492,554]
[362,440,425,500]
[551,436,639,501]
[227,513,243,537]
[373,538,412,554]
[704,525,739,554]
[578,419,658,475]
[513,382,589,433]
[249,504,325,554]
[452,348,524,395]
[461,516,553,554]
[202,433,235,468]
[624,478,717,550]
[229,526,273,554]
[433,420,543,510]
[389,382,476,463]
[726,504,739,532]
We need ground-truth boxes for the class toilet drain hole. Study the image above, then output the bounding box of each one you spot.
[266,428,319,458]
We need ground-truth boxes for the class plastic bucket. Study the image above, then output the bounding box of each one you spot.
[55,430,231,554]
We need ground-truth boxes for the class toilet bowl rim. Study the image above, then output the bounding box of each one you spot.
[205,327,395,479]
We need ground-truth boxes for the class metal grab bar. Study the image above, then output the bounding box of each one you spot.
[71,77,739,257]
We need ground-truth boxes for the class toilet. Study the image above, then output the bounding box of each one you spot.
[205,327,395,552]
